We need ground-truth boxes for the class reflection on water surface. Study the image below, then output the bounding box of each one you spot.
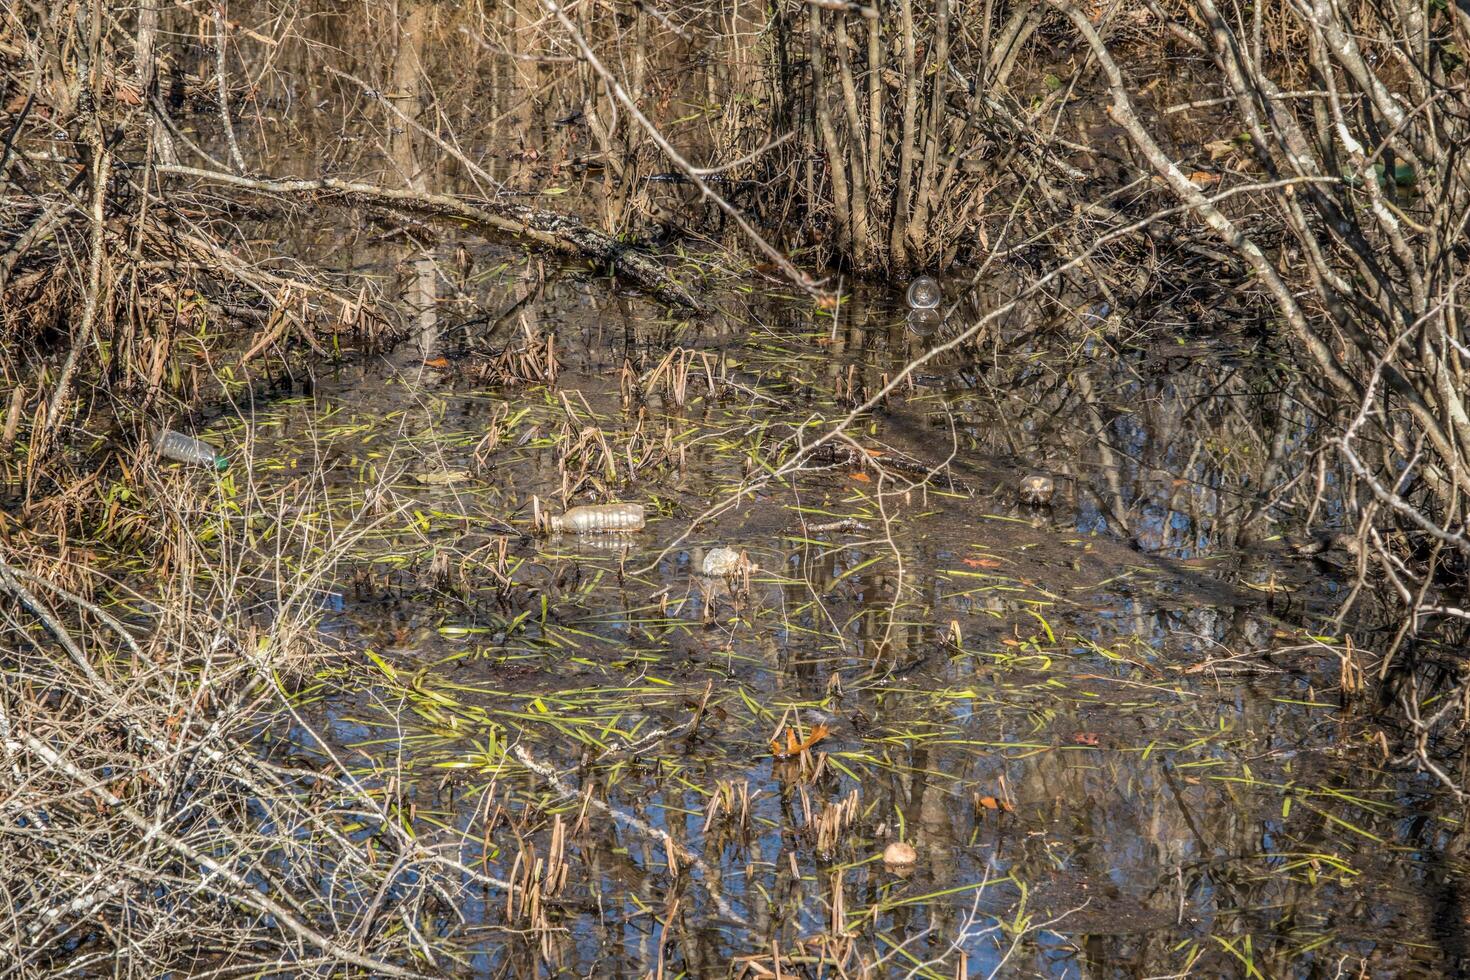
[201,264,1454,976]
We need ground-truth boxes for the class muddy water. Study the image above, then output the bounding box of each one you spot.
[159,6,1464,972]
[195,262,1458,977]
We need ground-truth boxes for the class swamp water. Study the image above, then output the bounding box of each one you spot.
[176,266,1462,977]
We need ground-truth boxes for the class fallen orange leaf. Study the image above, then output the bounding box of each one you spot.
[770,723,831,759]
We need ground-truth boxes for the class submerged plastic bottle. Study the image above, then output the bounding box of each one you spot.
[549,502,645,533]
[906,275,941,310]
[155,429,229,472]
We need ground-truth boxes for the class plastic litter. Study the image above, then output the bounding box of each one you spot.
[155,429,229,471]
[549,502,646,533]
[1018,474,1055,506]
[701,546,754,577]
[906,275,941,310]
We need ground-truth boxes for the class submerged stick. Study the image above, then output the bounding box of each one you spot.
[156,164,708,313]
[512,744,750,927]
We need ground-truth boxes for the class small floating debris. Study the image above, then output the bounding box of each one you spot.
[769,721,830,759]
[155,429,229,471]
[882,841,918,868]
[906,275,942,310]
[974,793,1015,814]
[701,546,755,577]
[806,518,870,534]
[548,502,645,533]
[412,469,473,486]
[1018,474,1055,506]
[1287,530,1361,558]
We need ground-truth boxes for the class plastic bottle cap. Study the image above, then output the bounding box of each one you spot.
[906,276,941,310]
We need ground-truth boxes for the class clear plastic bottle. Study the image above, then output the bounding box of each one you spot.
[906,275,941,310]
[155,429,229,472]
[549,502,645,533]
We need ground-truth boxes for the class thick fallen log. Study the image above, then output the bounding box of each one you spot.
[156,164,708,313]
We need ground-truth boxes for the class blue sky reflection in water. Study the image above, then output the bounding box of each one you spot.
[217,279,1453,977]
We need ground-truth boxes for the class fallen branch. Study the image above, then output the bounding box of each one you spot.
[156,164,708,313]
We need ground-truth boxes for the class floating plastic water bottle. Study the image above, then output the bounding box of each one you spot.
[549,502,645,533]
[906,275,941,310]
[155,429,229,471]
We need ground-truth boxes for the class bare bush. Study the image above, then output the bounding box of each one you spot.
[0,479,493,975]
[722,0,1067,272]
[1027,0,1469,784]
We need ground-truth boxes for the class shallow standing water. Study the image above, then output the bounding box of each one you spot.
[3,0,1462,973]
[145,10,1461,969]
[187,262,1464,977]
